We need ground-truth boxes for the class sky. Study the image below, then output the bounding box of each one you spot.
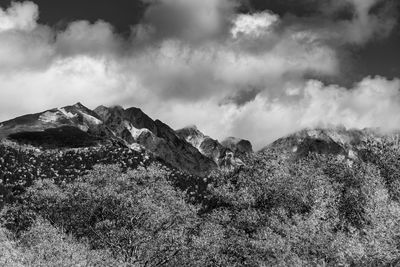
[0,0,399,149]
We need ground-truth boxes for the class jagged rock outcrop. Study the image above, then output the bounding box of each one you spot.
[176,126,224,164]
[94,106,216,175]
[176,125,253,169]
[94,105,158,135]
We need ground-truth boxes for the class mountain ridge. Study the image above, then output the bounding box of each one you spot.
[3,102,400,175]
[2,103,251,175]
[176,125,253,169]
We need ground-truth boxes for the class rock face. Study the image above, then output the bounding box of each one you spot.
[176,126,253,169]
[176,126,224,164]
[94,106,216,176]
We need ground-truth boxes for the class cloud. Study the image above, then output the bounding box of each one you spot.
[55,20,123,57]
[123,34,337,103]
[281,0,398,45]
[0,1,399,150]
[231,11,279,38]
[138,0,238,42]
[0,1,38,32]
[0,26,54,71]
[156,76,400,149]
[0,2,53,71]
[340,0,397,44]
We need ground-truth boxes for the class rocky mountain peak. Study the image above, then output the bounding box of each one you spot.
[176,126,253,169]
[176,125,206,148]
[178,125,202,135]
[93,105,216,175]
[73,102,85,108]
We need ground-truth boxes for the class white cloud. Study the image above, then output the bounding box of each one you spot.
[125,14,338,102]
[0,1,38,32]
[300,77,400,129]
[231,11,279,38]
[56,20,122,56]
[154,76,400,149]
[0,56,127,120]
[0,26,54,71]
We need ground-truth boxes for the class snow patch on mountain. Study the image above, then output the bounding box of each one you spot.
[58,108,77,119]
[38,111,61,123]
[125,121,151,140]
[81,112,102,125]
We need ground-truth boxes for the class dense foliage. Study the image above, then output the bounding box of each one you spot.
[0,219,122,267]
[0,141,152,207]
[2,138,400,266]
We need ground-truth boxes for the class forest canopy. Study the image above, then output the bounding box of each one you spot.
[1,138,400,266]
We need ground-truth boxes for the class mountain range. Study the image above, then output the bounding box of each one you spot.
[1,102,398,176]
[0,103,254,175]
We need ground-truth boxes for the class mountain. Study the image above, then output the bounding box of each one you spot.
[3,106,400,266]
[93,105,216,175]
[263,126,391,160]
[176,125,253,168]
[0,103,112,148]
[0,103,103,134]
[176,126,224,163]
[0,103,218,176]
[6,102,387,175]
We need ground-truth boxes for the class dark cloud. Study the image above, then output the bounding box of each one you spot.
[242,0,328,16]
[222,87,261,106]
[0,0,147,35]
[136,0,239,43]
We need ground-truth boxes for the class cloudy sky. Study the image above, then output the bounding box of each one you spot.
[0,0,399,149]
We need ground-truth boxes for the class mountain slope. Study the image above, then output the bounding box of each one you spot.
[0,103,113,148]
[0,103,108,137]
[263,127,389,160]
[176,126,225,163]
[94,106,216,175]
[176,125,254,169]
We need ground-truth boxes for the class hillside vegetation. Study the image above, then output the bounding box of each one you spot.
[1,135,400,266]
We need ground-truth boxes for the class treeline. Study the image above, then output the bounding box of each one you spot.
[1,138,400,266]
